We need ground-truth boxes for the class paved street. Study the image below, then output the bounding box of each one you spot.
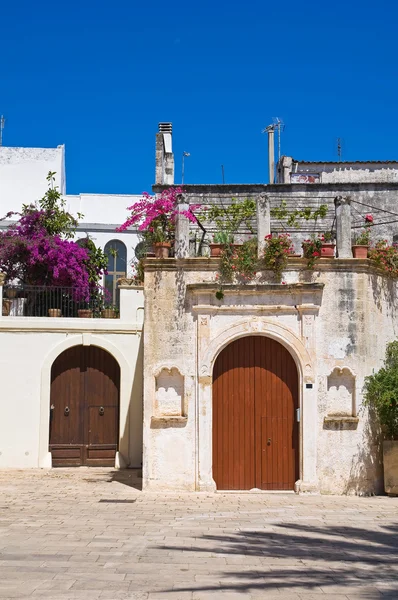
[0,469,397,600]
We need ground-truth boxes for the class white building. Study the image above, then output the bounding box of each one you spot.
[0,145,142,304]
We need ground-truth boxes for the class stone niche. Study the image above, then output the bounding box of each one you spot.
[154,367,185,417]
[324,367,358,427]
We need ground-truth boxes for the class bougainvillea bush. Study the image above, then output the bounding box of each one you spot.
[116,187,198,243]
[0,173,107,301]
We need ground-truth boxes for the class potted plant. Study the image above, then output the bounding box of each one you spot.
[209,231,234,257]
[117,187,198,259]
[78,308,93,318]
[352,214,373,258]
[151,228,172,259]
[2,299,11,316]
[48,308,62,317]
[320,231,335,257]
[101,305,118,319]
[302,236,323,269]
[234,238,258,281]
[263,234,294,282]
[363,340,398,495]
[5,287,18,299]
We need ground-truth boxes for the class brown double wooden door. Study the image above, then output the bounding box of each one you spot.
[49,346,120,467]
[213,336,299,490]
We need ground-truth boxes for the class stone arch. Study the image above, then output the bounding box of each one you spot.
[39,334,132,468]
[200,318,314,383]
[197,318,318,493]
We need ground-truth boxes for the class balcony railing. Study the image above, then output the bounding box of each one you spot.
[2,285,119,318]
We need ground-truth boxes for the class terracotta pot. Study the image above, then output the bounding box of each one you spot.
[320,243,335,258]
[2,299,11,316]
[289,253,302,258]
[101,309,116,319]
[383,440,398,496]
[78,309,93,318]
[48,308,62,318]
[153,242,171,259]
[209,243,224,257]
[6,288,17,299]
[352,245,369,259]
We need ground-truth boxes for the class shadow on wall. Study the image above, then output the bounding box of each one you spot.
[371,272,398,318]
[343,407,384,496]
[154,521,398,596]
[119,334,144,471]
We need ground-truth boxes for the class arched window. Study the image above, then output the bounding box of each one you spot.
[104,240,127,306]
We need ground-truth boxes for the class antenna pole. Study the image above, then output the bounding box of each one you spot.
[337,138,342,162]
[182,151,190,185]
[0,116,5,147]
[221,164,225,184]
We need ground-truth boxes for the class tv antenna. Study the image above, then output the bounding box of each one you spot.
[337,137,343,162]
[272,117,285,161]
[0,116,5,147]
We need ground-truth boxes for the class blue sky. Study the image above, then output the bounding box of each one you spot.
[1,0,396,194]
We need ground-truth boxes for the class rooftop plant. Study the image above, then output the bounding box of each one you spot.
[355,214,373,246]
[117,187,198,244]
[263,233,294,282]
[0,173,107,301]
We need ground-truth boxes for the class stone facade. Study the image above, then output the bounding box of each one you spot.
[277,156,398,184]
[142,256,398,495]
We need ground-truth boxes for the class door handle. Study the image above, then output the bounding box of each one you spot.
[64,406,70,416]
[267,438,271,445]
[99,406,105,416]
[50,404,55,410]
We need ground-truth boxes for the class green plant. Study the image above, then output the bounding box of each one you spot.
[207,198,256,240]
[271,199,328,228]
[263,234,294,282]
[214,239,258,300]
[368,240,398,277]
[363,341,398,439]
[24,171,82,239]
[355,214,373,246]
[234,239,258,281]
[322,231,334,243]
[302,236,323,269]
[213,231,234,244]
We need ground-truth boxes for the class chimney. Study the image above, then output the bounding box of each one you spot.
[155,122,174,185]
[266,125,275,184]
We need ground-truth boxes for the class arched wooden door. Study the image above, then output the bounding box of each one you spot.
[49,346,120,466]
[213,336,299,490]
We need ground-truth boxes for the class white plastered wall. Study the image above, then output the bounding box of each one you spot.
[0,287,144,469]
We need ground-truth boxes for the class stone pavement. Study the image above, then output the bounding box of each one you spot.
[0,469,397,600]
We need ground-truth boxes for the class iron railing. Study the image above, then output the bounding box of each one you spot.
[2,285,119,318]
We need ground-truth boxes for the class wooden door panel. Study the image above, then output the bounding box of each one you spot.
[88,406,118,446]
[254,337,298,490]
[213,337,255,490]
[213,336,298,491]
[50,346,120,467]
[260,416,296,490]
[50,346,84,445]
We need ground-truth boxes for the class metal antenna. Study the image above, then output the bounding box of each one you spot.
[182,151,190,185]
[337,137,342,162]
[0,116,5,147]
[272,117,285,161]
[221,164,225,184]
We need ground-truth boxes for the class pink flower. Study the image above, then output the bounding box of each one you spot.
[365,214,373,223]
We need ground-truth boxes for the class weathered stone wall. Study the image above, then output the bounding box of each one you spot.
[277,158,398,184]
[153,183,398,253]
[143,258,398,494]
